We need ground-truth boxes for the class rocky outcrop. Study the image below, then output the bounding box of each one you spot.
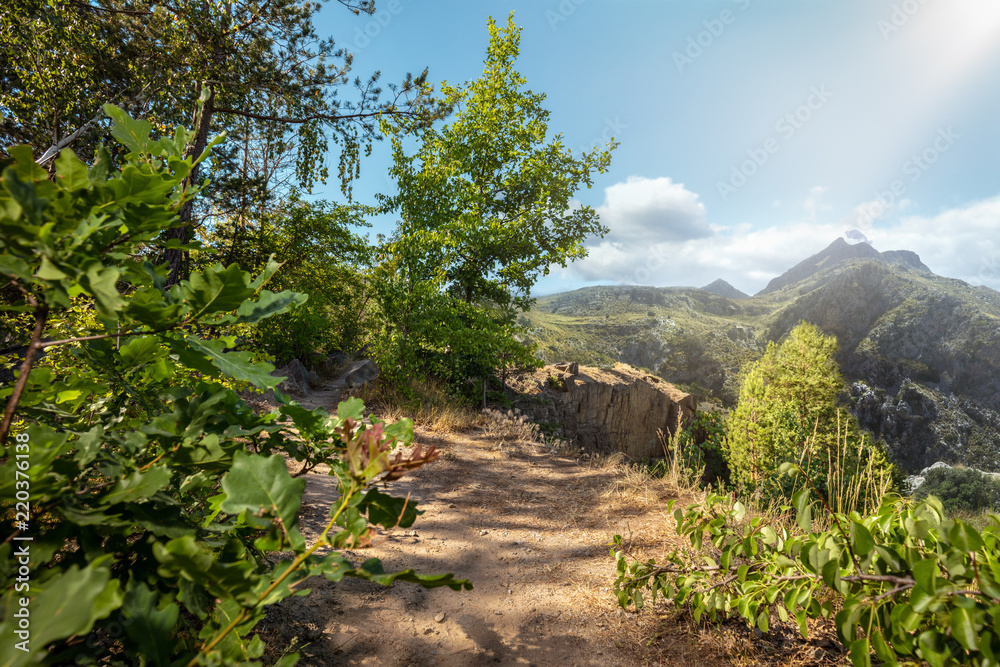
[512,363,696,460]
[273,358,318,396]
[852,381,1000,474]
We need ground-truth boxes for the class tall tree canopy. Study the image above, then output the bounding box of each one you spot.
[1,0,445,280]
[373,13,615,386]
[382,13,613,310]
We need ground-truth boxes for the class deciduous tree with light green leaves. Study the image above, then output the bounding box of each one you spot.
[725,322,896,510]
[374,13,615,387]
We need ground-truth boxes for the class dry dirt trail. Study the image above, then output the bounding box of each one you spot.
[258,386,699,667]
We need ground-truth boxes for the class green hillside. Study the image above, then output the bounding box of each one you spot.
[524,242,1000,473]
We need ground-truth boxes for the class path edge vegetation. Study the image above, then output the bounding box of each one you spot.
[0,107,469,666]
[613,324,1000,667]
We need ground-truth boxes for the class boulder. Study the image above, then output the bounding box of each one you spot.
[515,363,696,460]
[344,359,379,388]
[273,358,313,396]
[554,361,579,376]
[316,351,351,376]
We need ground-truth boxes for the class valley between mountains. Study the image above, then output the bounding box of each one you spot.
[523,238,1000,474]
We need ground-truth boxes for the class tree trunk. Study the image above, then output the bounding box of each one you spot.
[166,87,216,286]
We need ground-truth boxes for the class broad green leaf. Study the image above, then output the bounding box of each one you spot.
[122,579,180,664]
[0,558,123,666]
[871,628,897,666]
[949,522,985,553]
[104,104,153,154]
[793,489,813,533]
[358,488,421,529]
[54,148,90,191]
[232,289,307,324]
[913,559,937,594]
[36,256,68,280]
[220,451,304,535]
[103,465,171,505]
[179,263,255,317]
[850,521,875,556]
[80,263,123,317]
[849,639,871,667]
[322,556,472,591]
[950,607,979,651]
[119,335,163,369]
[874,545,902,572]
[337,397,366,421]
[171,335,279,389]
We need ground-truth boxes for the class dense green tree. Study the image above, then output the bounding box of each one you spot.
[0,108,467,665]
[725,322,895,509]
[374,13,615,387]
[208,194,374,363]
[1,0,444,282]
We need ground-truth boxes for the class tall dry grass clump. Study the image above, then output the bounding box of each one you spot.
[350,376,483,432]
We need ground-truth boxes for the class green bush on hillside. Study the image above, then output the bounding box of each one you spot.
[915,466,1000,513]
[724,322,897,511]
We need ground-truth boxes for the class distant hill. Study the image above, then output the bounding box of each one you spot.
[523,238,1000,474]
[702,279,749,300]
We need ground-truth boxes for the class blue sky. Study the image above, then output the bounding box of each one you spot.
[316,0,1000,295]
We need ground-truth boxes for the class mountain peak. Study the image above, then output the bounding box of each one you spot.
[701,279,750,300]
[759,238,927,294]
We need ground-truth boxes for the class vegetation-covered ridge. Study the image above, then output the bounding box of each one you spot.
[523,240,1000,473]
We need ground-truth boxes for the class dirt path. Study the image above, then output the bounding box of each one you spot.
[258,388,691,666]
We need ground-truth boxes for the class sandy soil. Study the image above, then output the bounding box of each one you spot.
[255,386,847,667]
[252,385,698,667]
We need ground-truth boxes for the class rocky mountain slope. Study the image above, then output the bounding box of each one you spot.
[523,239,1000,474]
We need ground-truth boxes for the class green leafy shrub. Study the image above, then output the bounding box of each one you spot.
[612,463,1000,667]
[678,410,730,487]
[725,322,896,511]
[0,107,469,666]
[916,467,1000,514]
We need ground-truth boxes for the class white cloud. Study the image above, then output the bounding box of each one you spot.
[569,179,1000,294]
[595,176,712,244]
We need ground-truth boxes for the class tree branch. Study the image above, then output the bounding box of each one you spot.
[212,106,416,125]
[0,306,49,447]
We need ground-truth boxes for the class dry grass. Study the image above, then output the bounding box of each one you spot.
[349,376,484,432]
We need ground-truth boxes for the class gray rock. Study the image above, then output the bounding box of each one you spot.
[920,461,952,476]
[273,358,313,396]
[344,359,379,388]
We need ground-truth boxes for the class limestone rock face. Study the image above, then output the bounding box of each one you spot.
[515,363,696,460]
